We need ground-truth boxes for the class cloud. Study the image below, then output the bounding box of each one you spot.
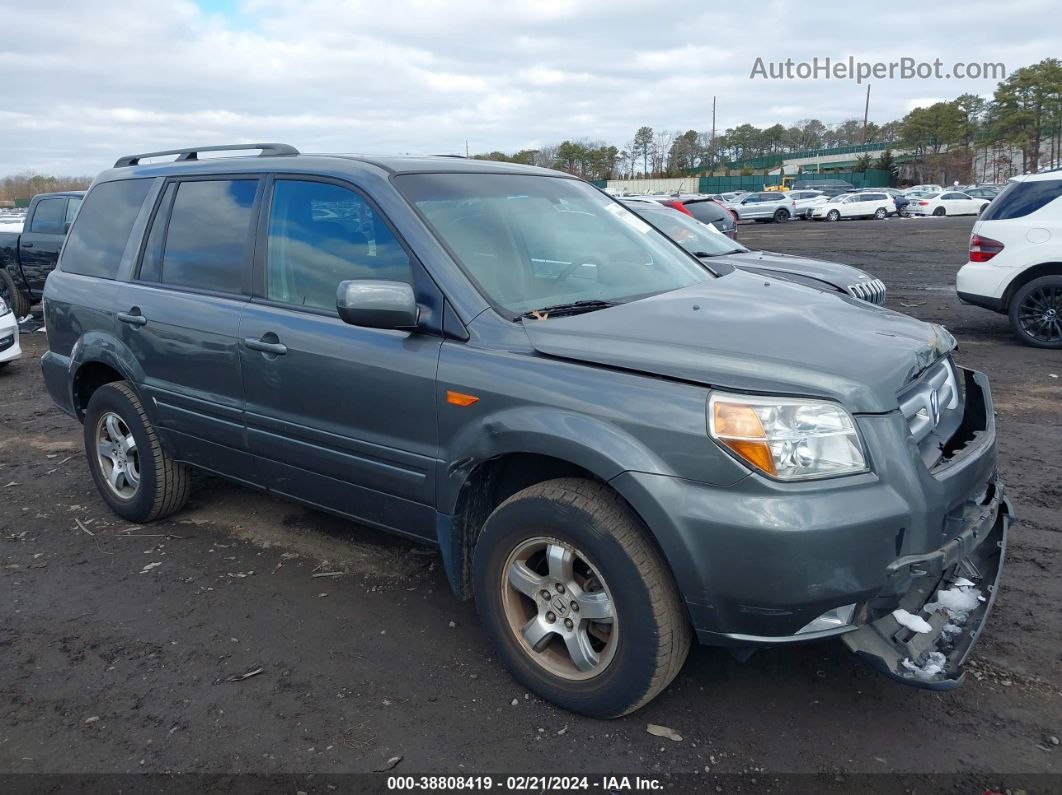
[0,0,1054,176]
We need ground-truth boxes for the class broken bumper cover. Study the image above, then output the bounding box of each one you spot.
[841,482,1011,690]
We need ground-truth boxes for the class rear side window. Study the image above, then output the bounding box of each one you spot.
[29,198,66,234]
[265,179,412,312]
[61,180,152,279]
[65,198,81,226]
[980,179,1062,221]
[159,179,258,294]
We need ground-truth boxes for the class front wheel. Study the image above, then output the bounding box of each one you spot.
[1009,275,1062,349]
[473,479,690,718]
[84,381,191,522]
[0,269,30,318]
[827,209,840,222]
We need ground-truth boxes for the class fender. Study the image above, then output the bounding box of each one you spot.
[68,330,153,420]
[437,405,676,517]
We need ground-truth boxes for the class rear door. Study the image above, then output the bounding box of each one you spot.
[116,176,262,481]
[238,176,442,539]
[18,196,68,296]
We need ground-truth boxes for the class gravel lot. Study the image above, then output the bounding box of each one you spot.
[0,215,1059,788]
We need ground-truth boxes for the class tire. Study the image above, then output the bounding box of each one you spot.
[1008,275,1062,349]
[772,208,789,223]
[83,381,191,522]
[899,207,911,218]
[932,207,946,217]
[826,209,840,222]
[0,269,30,318]
[473,478,691,718]
[874,207,887,220]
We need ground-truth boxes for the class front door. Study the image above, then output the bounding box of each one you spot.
[117,176,261,481]
[238,177,442,539]
[19,196,68,297]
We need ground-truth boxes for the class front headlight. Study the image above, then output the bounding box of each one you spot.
[0,297,9,317]
[708,392,867,480]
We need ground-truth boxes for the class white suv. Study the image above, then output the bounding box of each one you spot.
[810,192,895,221]
[956,170,1062,348]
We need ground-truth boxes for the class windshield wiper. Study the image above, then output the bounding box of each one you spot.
[520,299,617,320]
[692,249,742,258]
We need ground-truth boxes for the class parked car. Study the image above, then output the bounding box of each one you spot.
[624,196,738,239]
[810,192,895,221]
[911,191,990,217]
[0,191,84,316]
[0,294,20,368]
[907,184,943,194]
[964,187,1000,200]
[862,187,911,217]
[43,143,1010,717]
[625,201,887,304]
[724,191,798,223]
[957,170,1062,347]
[787,190,829,219]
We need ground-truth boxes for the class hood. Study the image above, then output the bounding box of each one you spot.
[715,250,872,290]
[521,271,954,413]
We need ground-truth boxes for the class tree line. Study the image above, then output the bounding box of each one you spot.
[475,57,1062,185]
[0,173,92,203]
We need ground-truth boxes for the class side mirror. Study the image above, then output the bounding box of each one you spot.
[336,280,419,330]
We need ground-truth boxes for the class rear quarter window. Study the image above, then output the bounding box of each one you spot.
[980,179,1062,221]
[60,180,153,279]
[685,201,727,224]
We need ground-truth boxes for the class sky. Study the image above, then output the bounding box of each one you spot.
[0,0,1058,176]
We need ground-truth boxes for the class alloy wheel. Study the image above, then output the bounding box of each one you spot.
[1017,285,1062,344]
[500,537,617,680]
[95,411,140,498]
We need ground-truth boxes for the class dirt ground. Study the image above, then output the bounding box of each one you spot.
[0,215,1059,788]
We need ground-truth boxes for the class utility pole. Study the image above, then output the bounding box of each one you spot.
[711,96,717,160]
[862,84,871,143]
[465,140,469,158]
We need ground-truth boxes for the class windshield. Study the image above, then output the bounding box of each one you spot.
[396,174,713,316]
[629,207,747,256]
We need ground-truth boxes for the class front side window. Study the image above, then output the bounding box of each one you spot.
[30,198,66,234]
[265,180,412,312]
[160,179,258,294]
[61,179,153,279]
[396,173,712,315]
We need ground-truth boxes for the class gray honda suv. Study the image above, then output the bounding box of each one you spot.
[41,144,1010,718]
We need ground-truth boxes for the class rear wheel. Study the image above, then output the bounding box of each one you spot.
[473,478,690,718]
[84,381,191,522]
[772,208,789,223]
[0,269,30,318]
[1009,275,1062,349]
[933,206,946,217]
[874,207,887,220]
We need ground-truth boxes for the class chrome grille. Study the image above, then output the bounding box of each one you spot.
[898,357,960,444]
[846,278,887,305]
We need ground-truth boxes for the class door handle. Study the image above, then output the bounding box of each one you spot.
[244,337,287,356]
[117,309,147,326]
[21,242,33,248]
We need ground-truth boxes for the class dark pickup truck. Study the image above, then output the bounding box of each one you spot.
[0,191,84,316]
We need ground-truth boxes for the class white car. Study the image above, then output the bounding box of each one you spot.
[788,190,829,218]
[910,191,990,217]
[908,183,943,193]
[956,170,1062,348]
[810,191,895,221]
[0,297,21,369]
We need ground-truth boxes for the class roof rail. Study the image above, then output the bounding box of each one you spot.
[114,143,299,168]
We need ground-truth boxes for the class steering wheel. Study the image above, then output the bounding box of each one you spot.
[550,253,601,282]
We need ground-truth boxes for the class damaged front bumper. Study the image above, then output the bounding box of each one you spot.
[841,480,1011,690]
